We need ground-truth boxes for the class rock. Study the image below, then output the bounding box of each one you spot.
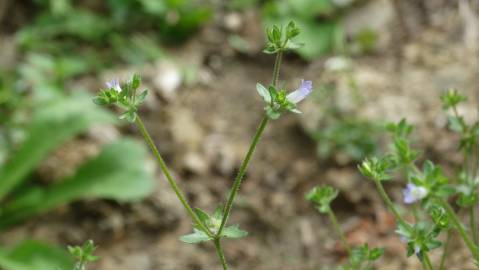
[224,12,243,32]
[182,151,208,174]
[203,134,237,176]
[101,252,152,270]
[169,108,204,152]
[153,61,182,100]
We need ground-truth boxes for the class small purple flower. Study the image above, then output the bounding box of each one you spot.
[414,245,421,256]
[106,79,122,93]
[403,183,428,204]
[287,79,313,104]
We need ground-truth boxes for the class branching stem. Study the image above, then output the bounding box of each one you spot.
[135,116,213,237]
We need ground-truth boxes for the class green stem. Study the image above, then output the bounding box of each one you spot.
[471,207,479,244]
[438,197,479,261]
[217,116,269,235]
[373,180,435,269]
[327,209,351,255]
[373,180,410,229]
[272,50,283,87]
[423,254,434,270]
[214,238,229,270]
[439,230,451,270]
[217,50,284,236]
[135,116,213,237]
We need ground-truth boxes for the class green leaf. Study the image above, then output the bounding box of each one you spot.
[285,40,304,50]
[256,83,271,103]
[180,229,213,244]
[194,208,211,224]
[135,90,148,106]
[0,240,74,270]
[263,45,279,54]
[266,107,281,120]
[0,139,154,227]
[131,73,141,90]
[265,18,341,59]
[221,225,248,239]
[119,109,137,123]
[68,240,100,263]
[306,185,338,213]
[441,88,466,109]
[368,247,384,261]
[272,25,282,43]
[289,108,302,114]
[286,21,300,39]
[213,206,223,220]
[0,92,117,201]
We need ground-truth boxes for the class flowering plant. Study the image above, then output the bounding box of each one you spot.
[93,21,311,269]
[354,89,479,268]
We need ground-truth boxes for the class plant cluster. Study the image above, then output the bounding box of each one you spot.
[307,88,479,269]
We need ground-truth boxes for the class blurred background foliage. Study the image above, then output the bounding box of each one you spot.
[0,0,383,268]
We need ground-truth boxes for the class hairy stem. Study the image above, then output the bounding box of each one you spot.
[327,209,351,255]
[272,50,283,87]
[373,180,410,229]
[438,197,479,261]
[135,116,212,237]
[217,50,284,236]
[217,115,269,235]
[214,238,229,270]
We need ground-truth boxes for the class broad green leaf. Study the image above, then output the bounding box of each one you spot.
[221,225,248,239]
[0,139,154,227]
[180,229,212,244]
[0,92,116,200]
[0,240,74,270]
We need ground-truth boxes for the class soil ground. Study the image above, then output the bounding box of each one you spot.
[3,0,479,269]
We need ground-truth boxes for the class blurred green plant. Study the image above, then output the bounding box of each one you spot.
[0,40,157,264]
[312,118,380,162]
[262,0,346,59]
[0,240,74,270]
[15,0,211,70]
[308,58,381,163]
[306,185,384,269]
[68,240,100,270]
[0,91,155,227]
[356,89,479,268]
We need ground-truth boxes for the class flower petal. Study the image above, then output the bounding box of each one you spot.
[106,79,122,93]
[403,183,428,204]
[287,79,313,104]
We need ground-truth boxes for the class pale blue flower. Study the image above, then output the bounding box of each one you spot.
[287,79,313,104]
[403,183,428,204]
[106,79,122,93]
